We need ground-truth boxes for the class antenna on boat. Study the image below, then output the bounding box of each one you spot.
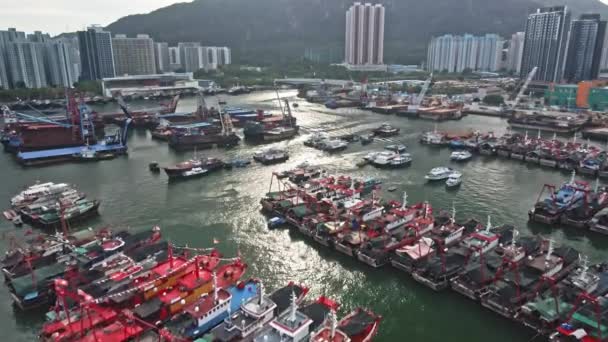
[258,281,264,305]
[485,215,492,232]
[511,229,518,247]
[451,202,456,224]
[579,255,590,282]
[545,239,554,261]
[573,132,577,145]
[570,170,576,185]
[537,130,541,140]
[401,192,408,210]
[524,130,528,143]
[329,308,338,338]
[595,177,600,193]
[289,290,298,322]
[553,132,557,141]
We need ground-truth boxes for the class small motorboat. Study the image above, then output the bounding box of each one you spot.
[385,144,407,153]
[425,167,454,181]
[446,171,463,188]
[450,151,473,162]
[149,162,160,172]
[360,134,374,145]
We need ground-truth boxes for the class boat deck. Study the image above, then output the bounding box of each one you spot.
[17,143,126,161]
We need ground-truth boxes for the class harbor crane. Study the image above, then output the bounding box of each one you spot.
[407,73,433,114]
[511,66,538,108]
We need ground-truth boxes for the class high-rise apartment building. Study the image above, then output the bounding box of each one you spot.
[154,42,170,73]
[178,42,201,72]
[77,25,116,80]
[520,6,570,82]
[344,2,385,65]
[112,34,156,76]
[43,41,76,87]
[0,28,26,88]
[5,41,47,88]
[427,34,502,73]
[506,32,525,74]
[563,14,606,82]
[477,34,503,72]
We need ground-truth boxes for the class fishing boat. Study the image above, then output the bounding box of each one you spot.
[412,217,508,291]
[518,257,605,335]
[132,259,247,323]
[450,151,472,162]
[589,208,608,234]
[163,279,259,340]
[209,282,308,341]
[253,148,289,165]
[481,240,580,318]
[372,123,400,137]
[424,167,454,181]
[336,308,381,342]
[252,293,316,342]
[528,172,590,225]
[445,171,463,188]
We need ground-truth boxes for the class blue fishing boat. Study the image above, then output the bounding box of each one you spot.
[528,172,590,224]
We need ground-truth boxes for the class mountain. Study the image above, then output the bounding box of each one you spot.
[106,0,608,65]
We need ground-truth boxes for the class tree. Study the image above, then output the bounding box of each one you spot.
[483,94,505,106]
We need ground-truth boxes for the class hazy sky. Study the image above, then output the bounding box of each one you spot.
[4,0,608,36]
[0,0,188,36]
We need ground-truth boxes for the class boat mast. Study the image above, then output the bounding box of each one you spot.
[545,239,554,261]
[401,192,407,210]
[451,202,456,225]
[579,255,589,282]
[289,291,298,322]
[485,215,492,232]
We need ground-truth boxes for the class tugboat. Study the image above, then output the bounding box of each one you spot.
[253,148,289,165]
[372,123,400,137]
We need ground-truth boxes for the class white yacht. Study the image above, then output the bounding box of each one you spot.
[425,167,454,181]
[445,171,462,188]
[450,151,473,162]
